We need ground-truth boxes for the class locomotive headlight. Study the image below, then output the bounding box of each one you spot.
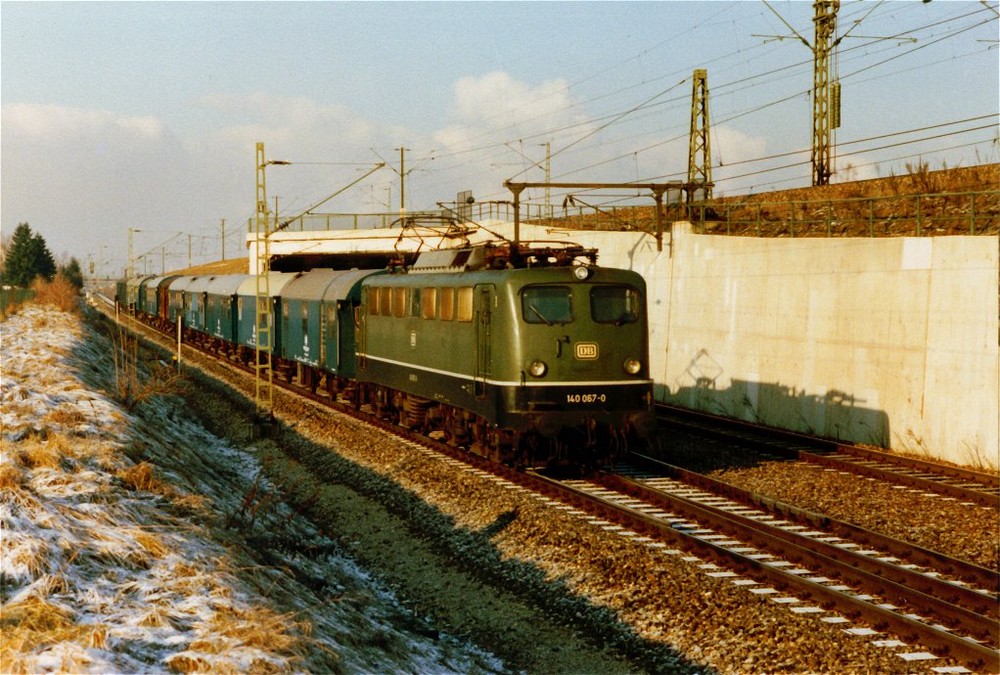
[623,358,642,375]
[573,266,591,280]
[528,360,548,378]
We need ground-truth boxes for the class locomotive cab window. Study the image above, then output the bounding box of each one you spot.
[521,286,573,325]
[591,285,640,325]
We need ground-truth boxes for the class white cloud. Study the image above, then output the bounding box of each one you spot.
[711,125,767,166]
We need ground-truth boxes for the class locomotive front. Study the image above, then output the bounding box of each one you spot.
[493,264,656,464]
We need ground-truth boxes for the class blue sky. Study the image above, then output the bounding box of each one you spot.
[2,1,997,274]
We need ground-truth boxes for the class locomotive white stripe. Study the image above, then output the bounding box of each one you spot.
[359,353,653,388]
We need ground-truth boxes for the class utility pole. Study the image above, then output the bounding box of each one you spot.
[397,146,409,217]
[687,69,714,202]
[128,228,142,278]
[220,218,226,261]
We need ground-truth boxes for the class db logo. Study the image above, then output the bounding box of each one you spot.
[575,342,599,360]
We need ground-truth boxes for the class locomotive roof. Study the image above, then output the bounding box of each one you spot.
[405,241,599,274]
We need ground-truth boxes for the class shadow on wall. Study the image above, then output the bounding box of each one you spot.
[660,351,890,447]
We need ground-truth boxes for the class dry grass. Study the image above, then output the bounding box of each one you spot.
[116,461,179,502]
[164,606,308,673]
[16,435,64,470]
[0,460,26,490]
[0,595,89,674]
[43,407,87,429]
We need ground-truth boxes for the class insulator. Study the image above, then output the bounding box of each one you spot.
[831,81,842,129]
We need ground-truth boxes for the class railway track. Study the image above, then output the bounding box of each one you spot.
[543,462,998,673]
[94,296,999,672]
[657,404,999,509]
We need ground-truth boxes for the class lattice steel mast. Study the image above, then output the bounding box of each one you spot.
[687,68,714,202]
[812,0,841,186]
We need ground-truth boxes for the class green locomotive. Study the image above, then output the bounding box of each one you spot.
[356,242,656,468]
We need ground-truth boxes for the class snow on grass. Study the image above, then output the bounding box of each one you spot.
[1,305,505,674]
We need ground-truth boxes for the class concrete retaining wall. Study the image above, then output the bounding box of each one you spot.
[590,224,998,470]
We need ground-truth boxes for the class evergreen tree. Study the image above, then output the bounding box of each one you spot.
[3,223,36,287]
[3,222,57,287]
[60,257,85,290]
[30,234,57,283]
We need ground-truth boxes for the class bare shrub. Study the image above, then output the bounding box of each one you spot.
[29,275,80,314]
[110,323,184,411]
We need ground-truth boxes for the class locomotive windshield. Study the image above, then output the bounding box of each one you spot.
[522,286,573,325]
[591,285,640,325]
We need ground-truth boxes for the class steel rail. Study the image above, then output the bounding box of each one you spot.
[532,471,998,673]
[627,451,1000,597]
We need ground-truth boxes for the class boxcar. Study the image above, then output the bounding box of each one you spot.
[167,276,199,324]
[182,276,218,333]
[279,268,385,391]
[203,275,245,343]
[235,272,300,351]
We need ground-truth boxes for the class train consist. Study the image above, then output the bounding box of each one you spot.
[117,241,656,468]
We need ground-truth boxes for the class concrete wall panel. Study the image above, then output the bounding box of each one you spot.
[611,225,997,470]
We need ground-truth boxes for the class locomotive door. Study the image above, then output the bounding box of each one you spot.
[473,284,494,399]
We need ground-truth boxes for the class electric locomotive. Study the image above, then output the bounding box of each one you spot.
[356,242,656,468]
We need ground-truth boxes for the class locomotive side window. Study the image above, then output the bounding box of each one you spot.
[366,287,379,315]
[591,285,640,325]
[392,287,407,317]
[421,288,437,319]
[440,287,456,321]
[409,288,421,318]
[456,287,474,322]
[521,286,573,325]
[379,287,392,316]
